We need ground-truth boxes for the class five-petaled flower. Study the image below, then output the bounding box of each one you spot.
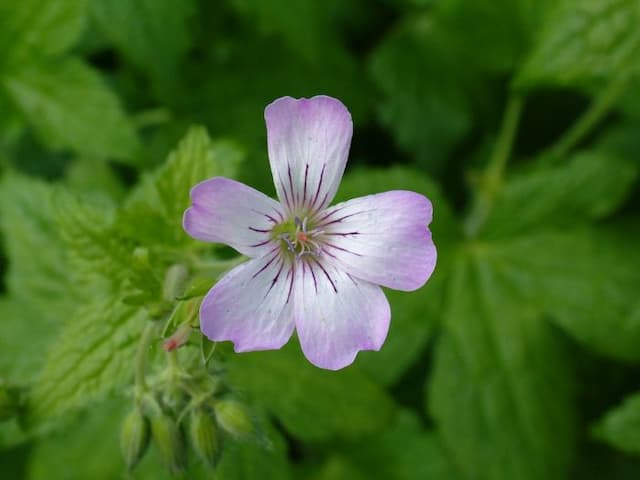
[183,96,437,370]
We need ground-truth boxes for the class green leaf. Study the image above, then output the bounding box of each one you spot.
[89,0,195,79]
[229,0,347,63]
[0,172,79,324]
[369,16,475,169]
[480,151,637,239]
[322,410,459,480]
[489,225,640,363]
[124,128,243,246]
[2,58,139,161]
[334,167,458,385]
[0,0,87,68]
[54,191,133,291]
[435,0,551,72]
[226,343,394,442]
[26,297,148,426]
[515,0,640,90]
[428,253,576,480]
[594,392,640,455]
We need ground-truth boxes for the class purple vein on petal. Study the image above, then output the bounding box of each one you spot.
[323,241,363,256]
[285,263,295,303]
[249,226,272,233]
[252,247,280,279]
[287,163,296,208]
[310,257,338,293]
[302,164,309,208]
[308,163,326,212]
[263,256,286,299]
[317,210,368,228]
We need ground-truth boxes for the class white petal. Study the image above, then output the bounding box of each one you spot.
[294,260,390,370]
[200,254,296,352]
[265,96,352,213]
[315,190,436,291]
[183,177,284,257]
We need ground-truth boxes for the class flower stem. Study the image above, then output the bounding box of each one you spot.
[135,322,157,393]
[464,95,523,237]
[547,72,631,160]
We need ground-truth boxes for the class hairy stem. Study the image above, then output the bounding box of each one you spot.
[464,95,523,237]
[135,321,157,393]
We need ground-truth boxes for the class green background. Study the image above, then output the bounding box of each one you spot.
[1,0,640,478]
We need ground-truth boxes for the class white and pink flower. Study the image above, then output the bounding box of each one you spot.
[183,95,436,370]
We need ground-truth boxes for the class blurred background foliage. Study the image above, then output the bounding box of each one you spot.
[1,0,640,479]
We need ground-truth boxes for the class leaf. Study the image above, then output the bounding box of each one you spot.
[428,253,576,480]
[54,191,133,291]
[89,0,195,80]
[226,343,394,442]
[334,167,458,385]
[0,0,87,67]
[2,58,139,161]
[229,0,348,63]
[489,224,640,363]
[434,0,551,72]
[212,420,292,480]
[325,410,459,480]
[0,173,76,312]
[123,129,244,246]
[515,0,640,90]
[369,16,476,170]
[479,151,637,239]
[26,297,148,426]
[594,392,640,455]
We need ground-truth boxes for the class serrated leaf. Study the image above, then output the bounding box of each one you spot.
[26,297,148,426]
[594,392,640,455]
[429,253,576,480]
[122,128,243,248]
[0,172,79,322]
[2,58,139,161]
[515,0,640,90]
[0,0,87,68]
[369,17,474,170]
[480,151,637,239]
[89,0,195,80]
[54,191,123,279]
[226,343,394,441]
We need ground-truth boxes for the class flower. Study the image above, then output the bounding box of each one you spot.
[183,95,436,370]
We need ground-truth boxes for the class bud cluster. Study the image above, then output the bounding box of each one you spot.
[120,262,261,475]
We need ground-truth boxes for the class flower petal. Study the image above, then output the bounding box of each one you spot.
[265,96,352,213]
[183,177,284,257]
[200,254,296,352]
[294,261,390,370]
[316,190,436,291]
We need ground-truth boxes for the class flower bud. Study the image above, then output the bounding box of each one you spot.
[163,323,192,352]
[189,408,222,467]
[214,400,256,441]
[163,264,189,301]
[120,408,150,470]
[149,412,186,474]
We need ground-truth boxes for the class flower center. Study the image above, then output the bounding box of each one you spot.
[272,216,323,259]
